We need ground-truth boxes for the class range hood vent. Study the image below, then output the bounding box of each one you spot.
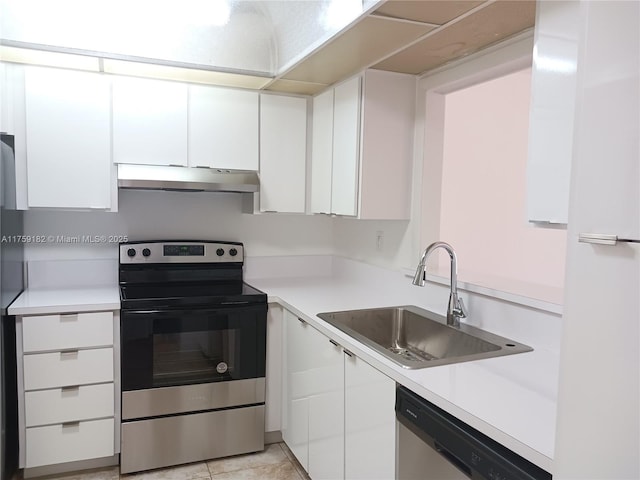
[117,164,259,193]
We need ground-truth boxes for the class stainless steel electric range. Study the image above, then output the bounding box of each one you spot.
[118,241,267,474]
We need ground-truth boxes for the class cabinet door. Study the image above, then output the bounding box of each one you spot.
[24,67,112,209]
[26,418,114,468]
[22,311,113,353]
[259,94,307,213]
[359,70,415,220]
[526,1,579,225]
[345,354,396,480]
[23,348,114,391]
[332,77,361,217]
[282,310,310,470]
[112,76,187,166]
[308,329,344,480]
[188,86,258,170]
[310,89,334,214]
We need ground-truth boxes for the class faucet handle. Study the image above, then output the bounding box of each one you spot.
[454,296,467,319]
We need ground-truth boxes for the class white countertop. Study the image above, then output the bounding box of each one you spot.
[8,286,120,315]
[249,275,558,473]
[8,255,557,472]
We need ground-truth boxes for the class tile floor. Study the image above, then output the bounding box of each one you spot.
[34,444,310,480]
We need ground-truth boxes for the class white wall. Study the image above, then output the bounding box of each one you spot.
[332,218,414,270]
[23,189,333,261]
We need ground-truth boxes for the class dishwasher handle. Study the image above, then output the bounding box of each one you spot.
[434,442,472,477]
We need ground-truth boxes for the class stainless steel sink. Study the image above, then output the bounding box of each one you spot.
[317,305,532,369]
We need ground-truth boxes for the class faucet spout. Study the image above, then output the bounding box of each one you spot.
[412,242,467,327]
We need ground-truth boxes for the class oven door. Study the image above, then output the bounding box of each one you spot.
[121,304,267,391]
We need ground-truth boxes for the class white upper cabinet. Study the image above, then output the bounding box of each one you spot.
[310,70,415,219]
[258,94,307,213]
[24,66,115,210]
[188,86,259,171]
[526,0,580,225]
[331,77,361,217]
[112,76,188,166]
[310,89,334,214]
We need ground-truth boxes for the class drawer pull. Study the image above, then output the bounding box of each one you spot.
[59,350,79,358]
[329,339,340,347]
[343,349,354,358]
[62,421,80,428]
[60,314,78,321]
[61,385,80,393]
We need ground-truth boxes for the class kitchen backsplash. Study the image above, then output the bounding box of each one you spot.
[22,189,334,262]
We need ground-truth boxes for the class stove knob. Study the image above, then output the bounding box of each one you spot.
[229,248,238,257]
[127,248,136,258]
[142,248,151,257]
[216,248,225,257]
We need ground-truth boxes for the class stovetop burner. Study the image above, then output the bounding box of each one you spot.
[120,282,266,309]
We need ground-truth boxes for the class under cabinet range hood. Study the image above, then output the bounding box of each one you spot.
[117,164,259,193]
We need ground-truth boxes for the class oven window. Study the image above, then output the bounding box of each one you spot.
[120,304,267,391]
[153,329,237,387]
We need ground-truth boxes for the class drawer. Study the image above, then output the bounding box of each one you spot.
[23,348,114,391]
[22,311,113,353]
[25,383,114,427]
[25,418,115,468]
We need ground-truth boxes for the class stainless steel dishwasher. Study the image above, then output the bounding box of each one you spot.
[396,386,552,480]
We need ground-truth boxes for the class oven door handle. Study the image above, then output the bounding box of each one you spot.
[123,310,171,314]
[122,304,266,318]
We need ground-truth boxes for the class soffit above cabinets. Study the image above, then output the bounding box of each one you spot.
[272,0,536,94]
[374,0,485,25]
[272,15,436,88]
[372,0,538,74]
[0,1,535,95]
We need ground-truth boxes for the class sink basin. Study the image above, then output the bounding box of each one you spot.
[317,305,532,369]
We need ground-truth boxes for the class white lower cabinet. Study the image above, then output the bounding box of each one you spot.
[22,348,114,391]
[26,418,115,468]
[24,384,115,427]
[17,310,119,471]
[281,309,395,480]
[344,353,396,480]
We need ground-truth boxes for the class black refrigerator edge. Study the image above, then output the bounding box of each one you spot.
[0,133,24,480]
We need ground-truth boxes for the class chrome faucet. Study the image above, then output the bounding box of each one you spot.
[412,241,467,328]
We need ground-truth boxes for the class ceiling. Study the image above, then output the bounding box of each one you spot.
[268,0,536,94]
[0,0,536,95]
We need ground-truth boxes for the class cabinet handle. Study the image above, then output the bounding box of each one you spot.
[329,339,340,347]
[578,233,640,245]
[59,350,79,358]
[298,318,306,325]
[62,421,80,429]
[61,385,80,393]
[60,314,78,321]
[343,349,354,358]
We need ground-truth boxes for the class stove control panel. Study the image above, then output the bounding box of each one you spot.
[120,241,244,264]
